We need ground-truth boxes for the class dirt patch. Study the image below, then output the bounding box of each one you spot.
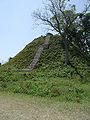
[0,93,90,120]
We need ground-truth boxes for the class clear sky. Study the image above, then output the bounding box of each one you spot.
[0,0,88,63]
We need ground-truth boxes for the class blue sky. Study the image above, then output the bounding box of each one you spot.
[0,0,88,63]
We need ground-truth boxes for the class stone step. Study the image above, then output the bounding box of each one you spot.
[27,35,50,70]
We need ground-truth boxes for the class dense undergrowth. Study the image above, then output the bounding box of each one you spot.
[0,35,90,103]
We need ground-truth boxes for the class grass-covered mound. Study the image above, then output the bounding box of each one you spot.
[0,35,90,102]
[4,36,45,69]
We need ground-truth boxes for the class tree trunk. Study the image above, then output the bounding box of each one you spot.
[64,36,69,65]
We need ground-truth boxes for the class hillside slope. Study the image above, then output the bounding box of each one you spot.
[4,35,90,71]
[5,36,46,69]
[0,35,90,102]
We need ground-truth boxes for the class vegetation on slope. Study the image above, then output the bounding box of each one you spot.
[36,35,90,79]
[0,35,90,103]
[4,36,45,69]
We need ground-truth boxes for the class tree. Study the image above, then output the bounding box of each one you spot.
[81,13,90,58]
[33,0,90,64]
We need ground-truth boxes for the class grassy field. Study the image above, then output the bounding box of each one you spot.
[0,92,90,120]
[0,66,90,103]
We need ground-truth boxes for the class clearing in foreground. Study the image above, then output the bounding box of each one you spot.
[0,92,90,120]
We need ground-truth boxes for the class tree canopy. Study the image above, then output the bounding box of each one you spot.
[33,0,90,64]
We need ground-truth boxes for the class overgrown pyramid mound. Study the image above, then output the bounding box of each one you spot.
[3,34,89,78]
[0,35,90,100]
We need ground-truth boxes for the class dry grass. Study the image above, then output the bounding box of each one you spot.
[0,92,90,120]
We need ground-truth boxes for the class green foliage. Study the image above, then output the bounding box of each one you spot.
[0,35,90,103]
[82,13,90,32]
[4,36,45,69]
[0,66,90,102]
